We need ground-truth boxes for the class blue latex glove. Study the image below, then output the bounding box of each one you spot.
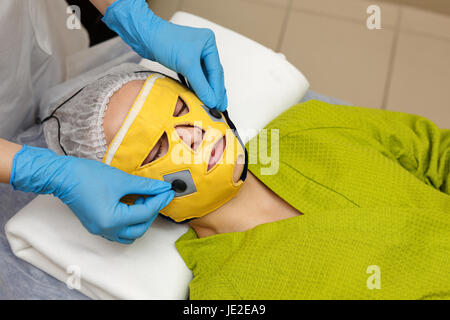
[10,146,174,244]
[102,0,227,111]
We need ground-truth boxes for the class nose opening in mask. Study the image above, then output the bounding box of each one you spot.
[207,135,226,171]
[174,124,205,151]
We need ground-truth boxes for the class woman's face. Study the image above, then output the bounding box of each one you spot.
[103,80,244,183]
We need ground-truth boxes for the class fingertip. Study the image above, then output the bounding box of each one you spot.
[133,176,172,195]
[150,179,173,191]
[200,90,217,109]
[166,190,175,203]
[143,190,174,212]
[160,190,175,209]
[125,175,172,195]
[217,92,228,112]
[148,211,159,226]
[118,238,134,245]
[201,47,225,110]
[187,66,217,108]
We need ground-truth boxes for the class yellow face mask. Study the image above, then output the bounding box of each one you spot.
[103,74,248,222]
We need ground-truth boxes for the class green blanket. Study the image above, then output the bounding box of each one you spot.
[176,100,450,299]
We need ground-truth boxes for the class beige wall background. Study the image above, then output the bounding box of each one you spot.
[149,0,450,129]
[379,0,450,16]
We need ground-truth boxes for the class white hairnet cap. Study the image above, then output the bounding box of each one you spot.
[43,63,153,161]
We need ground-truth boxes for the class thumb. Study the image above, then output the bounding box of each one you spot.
[119,174,172,197]
[124,190,175,225]
[186,62,217,108]
[202,43,227,111]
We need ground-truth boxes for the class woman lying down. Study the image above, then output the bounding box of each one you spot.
[43,63,450,300]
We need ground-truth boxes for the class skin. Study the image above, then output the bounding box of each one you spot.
[0,139,23,184]
[104,81,301,238]
[89,0,116,15]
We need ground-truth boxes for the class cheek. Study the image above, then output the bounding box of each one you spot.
[233,155,245,183]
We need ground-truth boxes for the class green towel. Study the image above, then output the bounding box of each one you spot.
[176,100,450,299]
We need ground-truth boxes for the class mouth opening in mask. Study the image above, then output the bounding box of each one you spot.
[208,136,226,171]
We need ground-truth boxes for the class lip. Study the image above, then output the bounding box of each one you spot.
[208,136,225,171]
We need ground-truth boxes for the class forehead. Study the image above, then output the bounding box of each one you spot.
[103,79,146,146]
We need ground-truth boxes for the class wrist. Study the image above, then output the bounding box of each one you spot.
[90,0,116,15]
[8,145,26,186]
[0,139,23,184]
[102,0,127,18]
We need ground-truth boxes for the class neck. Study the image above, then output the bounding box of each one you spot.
[188,172,300,238]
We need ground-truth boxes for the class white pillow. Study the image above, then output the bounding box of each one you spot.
[6,12,309,300]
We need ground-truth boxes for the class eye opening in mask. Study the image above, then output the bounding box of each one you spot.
[140,131,169,167]
[173,96,190,117]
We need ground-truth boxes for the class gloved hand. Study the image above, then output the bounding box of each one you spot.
[10,145,174,244]
[102,0,227,111]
